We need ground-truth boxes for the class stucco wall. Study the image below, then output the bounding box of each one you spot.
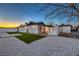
[28,25,38,34]
[62,26,71,33]
[59,26,71,33]
[19,27,27,33]
[48,26,59,35]
[59,27,63,33]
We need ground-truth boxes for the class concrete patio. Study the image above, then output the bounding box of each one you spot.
[0,32,79,56]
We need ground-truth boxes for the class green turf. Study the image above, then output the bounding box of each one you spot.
[8,32,45,43]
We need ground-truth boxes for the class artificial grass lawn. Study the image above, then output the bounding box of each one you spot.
[8,32,45,43]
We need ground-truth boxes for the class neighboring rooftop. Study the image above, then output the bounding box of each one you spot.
[28,22,45,25]
[19,21,53,27]
[59,24,72,27]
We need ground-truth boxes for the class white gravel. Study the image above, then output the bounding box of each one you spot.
[0,33,79,56]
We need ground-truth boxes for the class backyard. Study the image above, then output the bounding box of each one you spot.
[8,32,45,43]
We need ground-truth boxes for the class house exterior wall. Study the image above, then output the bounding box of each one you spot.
[62,26,71,33]
[59,26,71,33]
[18,24,71,35]
[28,25,39,34]
[19,26,27,33]
[38,26,45,34]
[48,26,59,35]
[59,27,63,33]
[28,25,60,35]
[44,26,50,34]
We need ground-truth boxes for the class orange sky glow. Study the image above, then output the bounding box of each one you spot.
[0,22,20,28]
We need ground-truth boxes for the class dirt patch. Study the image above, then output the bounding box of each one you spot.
[59,32,79,39]
[59,33,73,37]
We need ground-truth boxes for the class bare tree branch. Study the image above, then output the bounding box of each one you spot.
[40,3,79,23]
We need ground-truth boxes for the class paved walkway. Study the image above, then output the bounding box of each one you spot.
[0,33,79,56]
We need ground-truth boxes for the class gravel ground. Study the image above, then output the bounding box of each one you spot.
[18,36,79,56]
[0,33,79,56]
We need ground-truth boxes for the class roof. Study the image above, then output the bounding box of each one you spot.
[44,25,53,27]
[19,22,53,28]
[59,24,71,27]
[28,22,45,26]
[28,22,53,27]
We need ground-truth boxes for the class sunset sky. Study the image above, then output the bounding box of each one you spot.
[0,3,78,27]
[0,3,46,27]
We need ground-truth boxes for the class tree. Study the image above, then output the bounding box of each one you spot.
[16,24,24,32]
[25,22,28,26]
[25,22,29,33]
[16,27,19,32]
[40,3,79,25]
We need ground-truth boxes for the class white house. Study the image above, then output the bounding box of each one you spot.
[18,22,71,36]
[18,24,28,33]
[48,26,59,35]
[26,22,60,35]
[28,25,39,34]
[59,25,71,33]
